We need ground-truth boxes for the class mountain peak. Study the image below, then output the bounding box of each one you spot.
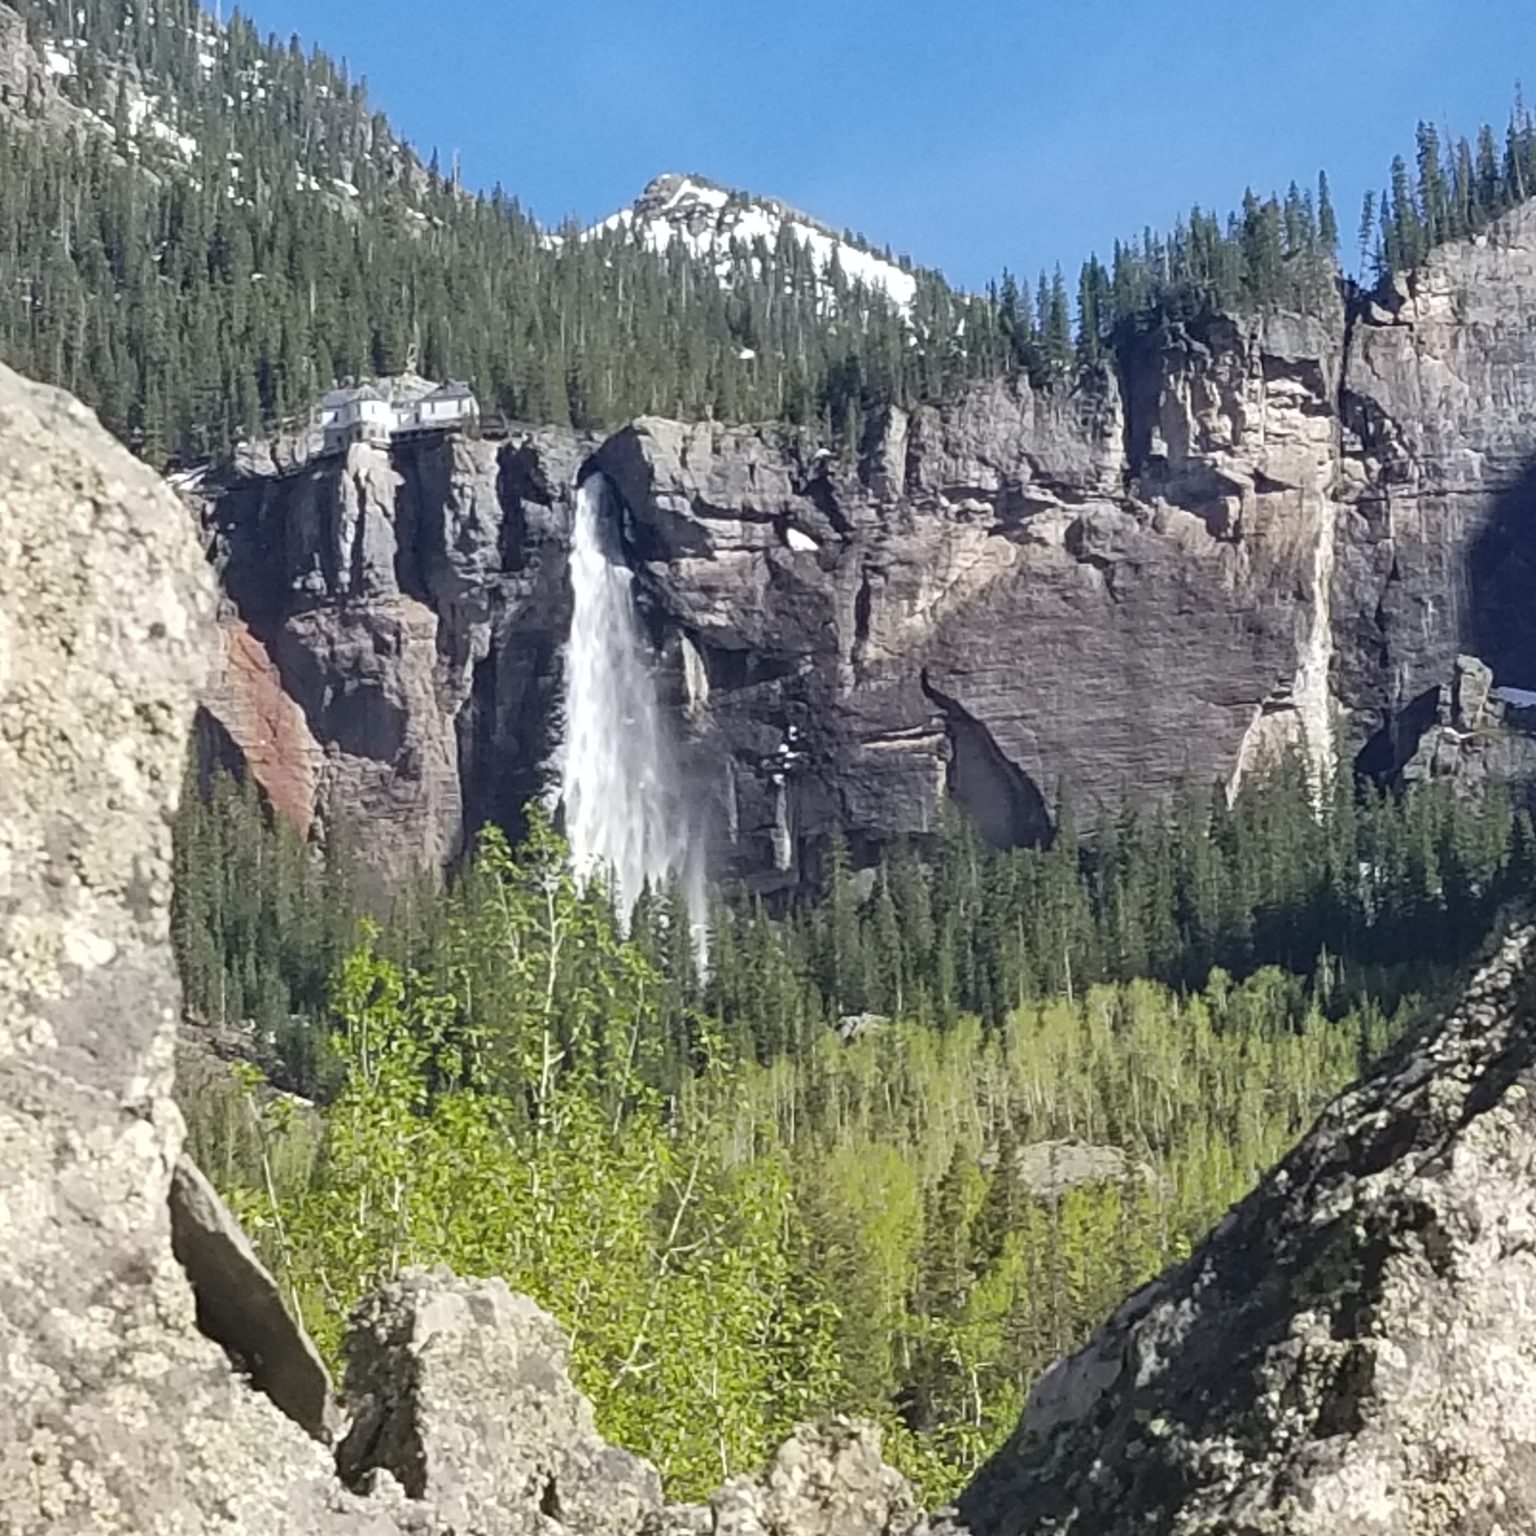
[589,173,920,314]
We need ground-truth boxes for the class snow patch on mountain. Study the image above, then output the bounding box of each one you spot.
[588,173,919,314]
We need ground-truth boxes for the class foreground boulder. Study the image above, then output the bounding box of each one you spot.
[337,1270,918,1536]
[0,363,404,1533]
[938,929,1536,1536]
[339,1269,664,1534]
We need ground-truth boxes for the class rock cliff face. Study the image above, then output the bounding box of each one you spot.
[200,427,585,894]
[197,204,1536,892]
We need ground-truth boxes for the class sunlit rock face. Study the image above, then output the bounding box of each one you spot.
[0,360,402,1536]
[196,204,1536,893]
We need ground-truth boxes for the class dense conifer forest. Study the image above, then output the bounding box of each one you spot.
[4,0,1536,465]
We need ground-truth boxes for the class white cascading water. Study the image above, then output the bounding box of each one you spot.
[557,474,705,936]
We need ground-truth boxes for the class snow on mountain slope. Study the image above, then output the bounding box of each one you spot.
[588,173,919,314]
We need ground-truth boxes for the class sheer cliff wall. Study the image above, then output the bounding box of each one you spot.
[197,205,1536,892]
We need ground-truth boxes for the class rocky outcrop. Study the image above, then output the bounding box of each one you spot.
[194,204,1536,894]
[0,362,402,1534]
[1003,1140,1154,1202]
[0,3,99,132]
[338,1269,664,1534]
[935,928,1536,1536]
[200,315,1352,891]
[1355,651,1536,791]
[596,314,1345,885]
[170,1154,339,1443]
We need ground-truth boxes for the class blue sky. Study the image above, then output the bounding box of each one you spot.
[232,0,1533,289]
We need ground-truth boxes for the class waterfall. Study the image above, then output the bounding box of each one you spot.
[1294,489,1339,798]
[557,474,704,933]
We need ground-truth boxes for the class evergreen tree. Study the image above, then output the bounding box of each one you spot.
[1317,170,1339,251]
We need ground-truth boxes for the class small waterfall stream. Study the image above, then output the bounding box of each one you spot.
[557,473,704,933]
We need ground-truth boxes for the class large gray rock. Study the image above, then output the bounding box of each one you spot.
[169,1154,339,1443]
[0,363,401,1533]
[1005,1140,1152,1202]
[338,1268,664,1535]
[937,929,1536,1536]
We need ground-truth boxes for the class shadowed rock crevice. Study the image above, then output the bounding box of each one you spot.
[1470,454,1536,686]
[921,673,1051,849]
[1353,682,1440,782]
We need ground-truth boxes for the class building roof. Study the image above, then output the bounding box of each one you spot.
[320,383,389,407]
[423,380,476,402]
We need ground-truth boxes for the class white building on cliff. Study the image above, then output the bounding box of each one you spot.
[401,381,480,434]
[319,379,479,454]
[318,384,394,451]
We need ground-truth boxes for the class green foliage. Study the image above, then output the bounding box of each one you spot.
[233,821,843,1499]
[184,762,1533,1506]
[700,766,1528,1063]
[171,767,359,1094]
[1366,103,1536,277]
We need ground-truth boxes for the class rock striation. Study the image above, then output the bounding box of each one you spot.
[193,203,1536,894]
[198,427,585,895]
[934,927,1536,1536]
